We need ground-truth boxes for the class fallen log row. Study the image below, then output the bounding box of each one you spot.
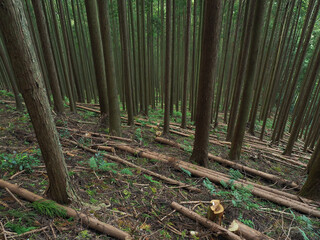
[228,220,273,240]
[0,179,132,240]
[75,105,309,161]
[57,126,132,142]
[155,137,300,189]
[64,139,201,193]
[170,202,242,240]
[100,142,320,217]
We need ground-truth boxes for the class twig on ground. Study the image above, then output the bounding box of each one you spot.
[5,187,26,209]
[7,226,48,239]
[9,170,25,180]
[0,221,8,240]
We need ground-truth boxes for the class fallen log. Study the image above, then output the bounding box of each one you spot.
[104,143,320,217]
[170,202,242,240]
[56,126,132,142]
[65,139,201,193]
[0,179,132,240]
[228,220,274,240]
[155,137,185,150]
[208,154,299,189]
[155,136,300,189]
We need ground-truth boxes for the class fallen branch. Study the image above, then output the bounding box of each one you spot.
[65,139,201,193]
[170,202,242,240]
[56,126,132,143]
[228,220,273,240]
[0,179,132,240]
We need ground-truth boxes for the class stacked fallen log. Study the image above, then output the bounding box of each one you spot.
[155,136,300,189]
[95,142,320,218]
[64,139,201,193]
[0,180,132,240]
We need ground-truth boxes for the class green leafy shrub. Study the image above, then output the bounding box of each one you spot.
[0,152,40,173]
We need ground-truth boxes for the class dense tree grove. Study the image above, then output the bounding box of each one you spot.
[1,0,320,209]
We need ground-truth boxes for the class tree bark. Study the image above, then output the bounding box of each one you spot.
[85,0,109,125]
[98,0,122,136]
[190,0,221,167]
[0,0,72,204]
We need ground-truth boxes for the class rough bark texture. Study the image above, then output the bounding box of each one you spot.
[98,0,121,136]
[229,0,265,160]
[31,0,65,114]
[118,0,134,126]
[190,0,221,167]
[300,140,320,201]
[85,0,109,125]
[163,0,172,135]
[0,0,71,204]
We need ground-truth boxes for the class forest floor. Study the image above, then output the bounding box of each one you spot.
[0,91,319,240]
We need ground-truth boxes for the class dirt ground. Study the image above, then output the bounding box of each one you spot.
[0,93,319,239]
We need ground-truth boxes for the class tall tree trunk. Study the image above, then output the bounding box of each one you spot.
[31,0,65,114]
[163,0,172,135]
[181,0,192,129]
[229,0,265,160]
[98,0,121,136]
[190,0,221,167]
[85,0,109,125]
[0,0,72,204]
[118,0,134,125]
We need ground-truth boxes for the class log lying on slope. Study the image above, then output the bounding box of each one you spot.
[155,137,300,189]
[0,179,132,240]
[228,220,273,240]
[170,202,242,240]
[101,142,320,218]
[64,139,201,193]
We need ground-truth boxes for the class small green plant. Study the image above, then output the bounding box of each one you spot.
[229,168,243,180]
[144,174,160,185]
[32,200,67,218]
[135,127,143,143]
[77,230,92,239]
[238,213,255,228]
[5,221,36,234]
[0,152,40,173]
[203,178,216,195]
[180,167,192,177]
[88,153,118,173]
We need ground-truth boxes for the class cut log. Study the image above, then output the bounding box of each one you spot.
[170,201,242,240]
[155,136,300,189]
[207,200,224,225]
[208,154,299,189]
[64,139,201,193]
[102,143,320,217]
[228,220,274,240]
[0,179,132,240]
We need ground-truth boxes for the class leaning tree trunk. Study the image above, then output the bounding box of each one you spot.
[0,0,73,204]
[190,0,221,167]
[300,139,320,201]
[31,0,65,114]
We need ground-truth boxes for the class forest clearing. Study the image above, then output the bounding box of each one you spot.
[1,0,320,239]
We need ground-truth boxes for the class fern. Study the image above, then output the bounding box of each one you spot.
[229,168,243,180]
[203,178,216,194]
[180,167,192,177]
[32,200,66,218]
[5,222,36,234]
[120,168,133,176]
[144,174,160,184]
